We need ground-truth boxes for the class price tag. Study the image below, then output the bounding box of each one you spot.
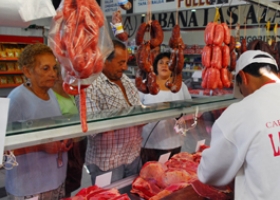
[0,98,10,165]
[95,171,112,187]
[158,152,171,164]
[195,139,206,152]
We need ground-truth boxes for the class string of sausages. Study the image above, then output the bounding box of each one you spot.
[201,22,232,90]
[135,20,164,95]
[165,25,185,93]
[50,0,105,132]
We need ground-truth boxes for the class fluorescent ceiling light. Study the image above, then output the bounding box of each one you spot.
[142,14,146,16]
[191,9,196,12]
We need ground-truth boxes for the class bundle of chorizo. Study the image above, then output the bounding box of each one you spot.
[201,22,232,90]
[135,20,163,95]
[165,25,185,93]
[135,20,163,49]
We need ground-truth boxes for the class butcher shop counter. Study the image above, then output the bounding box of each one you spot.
[3,95,238,199]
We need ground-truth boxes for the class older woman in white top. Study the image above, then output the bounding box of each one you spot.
[139,52,191,163]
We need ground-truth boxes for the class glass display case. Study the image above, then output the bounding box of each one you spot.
[2,95,239,199]
[5,95,238,151]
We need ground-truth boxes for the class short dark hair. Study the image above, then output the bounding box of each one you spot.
[236,63,278,84]
[106,39,127,62]
[153,52,171,75]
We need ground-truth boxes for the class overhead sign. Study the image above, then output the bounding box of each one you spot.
[109,3,280,45]
[134,0,248,14]
[135,0,175,13]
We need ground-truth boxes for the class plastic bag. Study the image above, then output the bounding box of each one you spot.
[48,0,113,88]
[48,0,114,132]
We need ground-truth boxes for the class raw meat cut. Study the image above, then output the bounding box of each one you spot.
[131,146,232,199]
[62,185,130,200]
[149,182,190,200]
[163,169,194,187]
[131,177,163,199]
[139,161,167,188]
[165,157,199,174]
[191,180,232,200]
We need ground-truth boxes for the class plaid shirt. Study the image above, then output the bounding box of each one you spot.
[78,73,142,171]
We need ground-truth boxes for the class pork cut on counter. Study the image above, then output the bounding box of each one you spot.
[131,150,232,200]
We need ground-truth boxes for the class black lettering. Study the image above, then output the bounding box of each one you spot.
[203,9,209,26]
[167,13,176,27]
[159,13,168,27]
[252,36,257,41]
[260,8,268,23]
[226,6,238,25]
[246,5,258,24]
[219,8,225,23]
[179,11,188,27]
[188,11,198,27]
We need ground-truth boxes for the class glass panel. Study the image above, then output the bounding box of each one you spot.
[6,95,235,136]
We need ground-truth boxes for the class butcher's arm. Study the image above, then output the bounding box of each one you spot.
[197,122,243,186]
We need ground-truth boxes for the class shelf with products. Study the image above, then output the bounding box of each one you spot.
[0,70,25,88]
[0,83,21,88]
[0,35,43,92]
[0,57,18,61]
[0,71,23,75]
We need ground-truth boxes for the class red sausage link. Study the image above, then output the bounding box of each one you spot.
[202,45,212,68]
[222,23,230,45]
[213,24,224,46]
[211,46,222,69]
[204,22,217,45]
[222,45,230,68]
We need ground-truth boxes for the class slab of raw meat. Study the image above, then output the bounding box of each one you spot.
[130,177,163,199]
[191,180,232,200]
